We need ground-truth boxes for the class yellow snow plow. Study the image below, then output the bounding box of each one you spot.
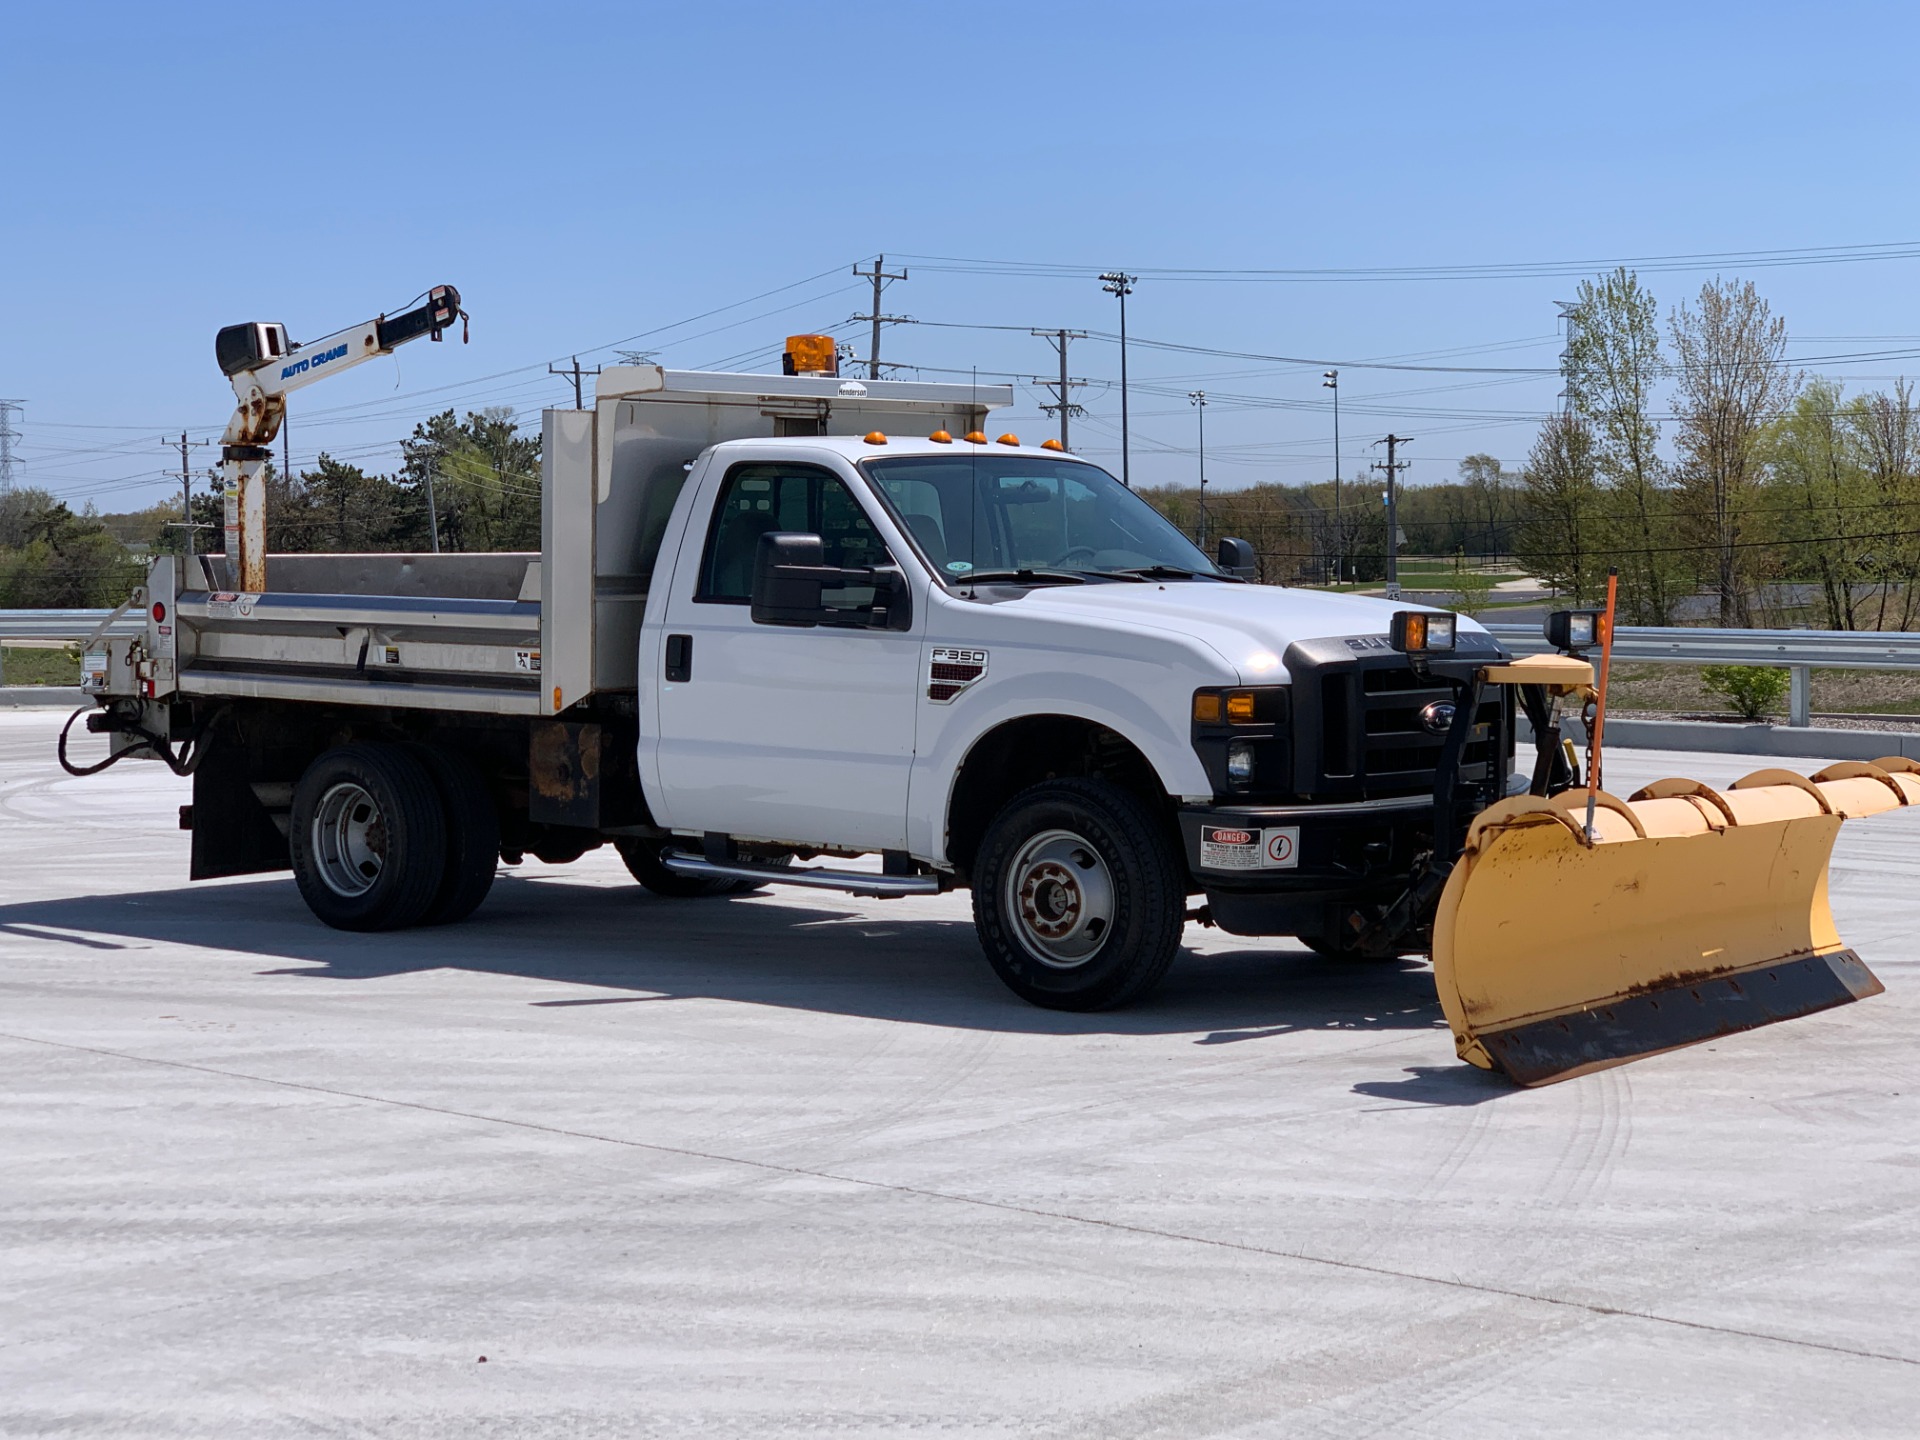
[1419,588,1905,1085]
[1431,763,1906,1085]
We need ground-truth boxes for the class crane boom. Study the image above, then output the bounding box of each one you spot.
[214,285,464,589]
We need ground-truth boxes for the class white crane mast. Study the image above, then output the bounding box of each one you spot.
[214,285,465,589]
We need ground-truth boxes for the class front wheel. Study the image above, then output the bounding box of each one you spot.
[971,779,1185,1011]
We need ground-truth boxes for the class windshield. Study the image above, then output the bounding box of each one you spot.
[861,454,1219,583]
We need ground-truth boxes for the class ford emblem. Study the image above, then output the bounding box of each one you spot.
[1419,701,1457,735]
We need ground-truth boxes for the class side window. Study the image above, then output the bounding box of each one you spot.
[699,462,891,603]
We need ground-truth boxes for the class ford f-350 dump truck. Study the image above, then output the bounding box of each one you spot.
[76,355,1518,1013]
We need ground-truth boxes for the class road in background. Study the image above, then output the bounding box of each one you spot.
[3,708,1916,1435]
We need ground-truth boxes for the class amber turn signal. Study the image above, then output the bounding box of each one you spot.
[1226,692,1256,722]
[1193,693,1224,724]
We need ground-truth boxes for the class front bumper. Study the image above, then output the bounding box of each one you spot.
[1179,794,1437,937]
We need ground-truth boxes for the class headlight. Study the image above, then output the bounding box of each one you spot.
[1226,740,1256,786]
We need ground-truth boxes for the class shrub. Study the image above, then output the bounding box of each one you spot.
[1449,570,1497,617]
[1701,664,1789,720]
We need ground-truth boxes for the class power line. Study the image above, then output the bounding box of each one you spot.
[890,239,1920,284]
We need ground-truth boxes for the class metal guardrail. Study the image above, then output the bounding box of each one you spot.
[1484,623,1920,726]
[3,608,1914,725]
[0,607,140,686]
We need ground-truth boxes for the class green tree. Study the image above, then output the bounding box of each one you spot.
[1757,381,1867,629]
[1516,412,1604,604]
[1669,278,1800,626]
[1564,267,1685,623]
[399,408,542,552]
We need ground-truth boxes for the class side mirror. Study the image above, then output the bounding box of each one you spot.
[1217,537,1257,580]
[751,532,830,625]
[750,531,913,631]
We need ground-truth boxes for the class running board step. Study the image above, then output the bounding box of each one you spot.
[659,851,941,899]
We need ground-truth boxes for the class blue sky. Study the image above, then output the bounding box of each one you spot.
[7,1,1920,512]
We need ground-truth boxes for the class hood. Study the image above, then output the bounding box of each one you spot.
[1004,582,1495,683]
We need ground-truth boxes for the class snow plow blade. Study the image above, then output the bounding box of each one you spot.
[1430,760,1916,1086]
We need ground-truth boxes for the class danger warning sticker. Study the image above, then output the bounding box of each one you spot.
[1198,823,1301,871]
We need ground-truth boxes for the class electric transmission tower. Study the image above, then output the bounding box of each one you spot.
[0,400,22,499]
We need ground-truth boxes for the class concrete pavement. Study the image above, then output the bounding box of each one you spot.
[2,708,1916,1436]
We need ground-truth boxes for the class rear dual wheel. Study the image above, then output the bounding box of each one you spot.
[290,743,498,931]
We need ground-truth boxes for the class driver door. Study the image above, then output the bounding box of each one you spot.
[652,459,921,851]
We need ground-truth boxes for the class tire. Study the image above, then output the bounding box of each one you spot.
[971,778,1185,1011]
[406,744,499,925]
[289,743,447,932]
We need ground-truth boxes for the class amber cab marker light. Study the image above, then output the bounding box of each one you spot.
[929,430,953,444]
[863,431,888,445]
[1192,693,1224,724]
[1226,691,1257,723]
[996,433,1020,446]
[963,431,987,444]
[1040,438,1065,452]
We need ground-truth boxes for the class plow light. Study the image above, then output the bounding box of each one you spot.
[1545,608,1603,654]
[1390,610,1456,653]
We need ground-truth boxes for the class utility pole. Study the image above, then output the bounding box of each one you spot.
[0,399,21,500]
[1323,370,1341,584]
[424,453,442,554]
[1099,272,1136,487]
[1371,433,1414,599]
[165,431,212,555]
[851,255,910,380]
[1189,390,1209,548]
[1031,329,1087,448]
[548,356,601,409]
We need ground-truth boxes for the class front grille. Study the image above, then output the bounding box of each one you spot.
[1284,636,1510,801]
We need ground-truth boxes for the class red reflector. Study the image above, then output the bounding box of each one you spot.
[151,601,167,623]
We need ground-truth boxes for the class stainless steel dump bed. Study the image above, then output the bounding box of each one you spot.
[120,368,1010,720]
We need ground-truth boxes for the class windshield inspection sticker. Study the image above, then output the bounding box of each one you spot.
[1200,824,1301,870]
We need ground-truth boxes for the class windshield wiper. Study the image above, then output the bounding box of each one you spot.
[1109,564,1221,581]
[955,568,1089,586]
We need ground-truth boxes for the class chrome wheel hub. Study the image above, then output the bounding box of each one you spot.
[1005,828,1115,969]
[312,781,386,898]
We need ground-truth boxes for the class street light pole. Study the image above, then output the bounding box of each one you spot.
[1099,271,1136,487]
[1323,369,1340,584]
[1189,390,1208,548]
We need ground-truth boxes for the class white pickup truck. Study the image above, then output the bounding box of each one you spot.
[77,363,1519,1010]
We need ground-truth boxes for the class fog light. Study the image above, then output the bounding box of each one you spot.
[1226,740,1256,786]
[1390,610,1457,653]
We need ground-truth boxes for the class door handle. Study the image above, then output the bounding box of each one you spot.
[664,633,692,683]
